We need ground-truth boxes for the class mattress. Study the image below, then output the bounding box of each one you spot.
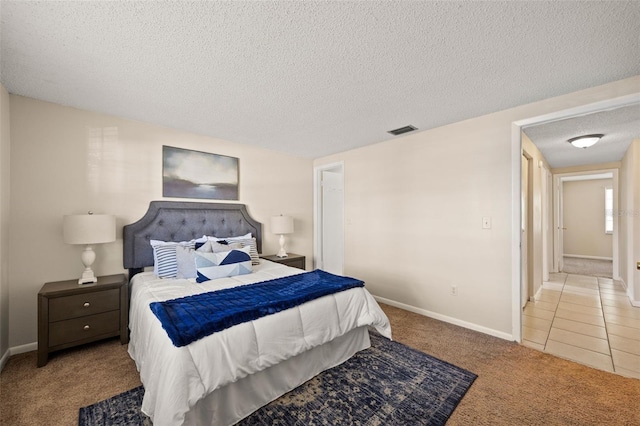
[128,260,391,425]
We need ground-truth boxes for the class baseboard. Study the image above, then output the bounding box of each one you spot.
[614,278,639,307]
[563,254,613,261]
[533,284,544,302]
[10,341,37,356]
[619,277,628,291]
[0,348,9,372]
[1,342,37,372]
[373,295,514,342]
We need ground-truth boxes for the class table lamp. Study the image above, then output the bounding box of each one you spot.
[63,212,116,284]
[271,215,294,258]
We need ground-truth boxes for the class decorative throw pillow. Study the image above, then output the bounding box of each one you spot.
[207,232,252,243]
[195,246,252,282]
[151,236,206,278]
[230,238,260,265]
[208,236,259,265]
[176,241,243,279]
[210,241,243,252]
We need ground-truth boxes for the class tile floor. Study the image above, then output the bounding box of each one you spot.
[522,272,640,379]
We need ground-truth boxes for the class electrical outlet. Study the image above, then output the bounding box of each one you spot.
[451,285,458,296]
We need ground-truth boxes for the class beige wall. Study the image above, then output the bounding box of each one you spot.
[7,96,313,348]
[552,162,621,175]
[0,84,10,360]
[562,179,613,258]
[619,140,640,303]
[5,78,639,350]
[522,133,551,300]
[314,76,639,337]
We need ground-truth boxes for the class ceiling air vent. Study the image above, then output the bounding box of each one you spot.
[387,125,417,136]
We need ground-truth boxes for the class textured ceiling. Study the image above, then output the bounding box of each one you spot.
[524,103,640,169]
[1,1,639,158]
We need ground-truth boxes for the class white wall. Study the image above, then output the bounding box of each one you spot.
[619,139,639,304]
[7,95,313,348]
[562,178,613,258]
[314,76,640,338]
[0,84,10,364]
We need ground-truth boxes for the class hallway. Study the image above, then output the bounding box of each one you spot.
[522,272,640,379]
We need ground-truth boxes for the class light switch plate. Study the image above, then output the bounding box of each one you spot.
[482,217,491,229]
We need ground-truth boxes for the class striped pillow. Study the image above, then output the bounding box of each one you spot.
[151,237,206,278]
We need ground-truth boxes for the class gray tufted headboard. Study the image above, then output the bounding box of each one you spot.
[123,201,262,278]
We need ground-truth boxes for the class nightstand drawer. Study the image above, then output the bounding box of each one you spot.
[49,311,120,347]
[49,289,120,322]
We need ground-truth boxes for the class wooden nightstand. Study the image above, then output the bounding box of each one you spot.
[37,274,128,367]
[260,253,306,270]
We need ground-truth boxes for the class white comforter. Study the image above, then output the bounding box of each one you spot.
[128,260,391,426]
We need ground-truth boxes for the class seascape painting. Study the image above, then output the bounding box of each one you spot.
[163,146,239,200]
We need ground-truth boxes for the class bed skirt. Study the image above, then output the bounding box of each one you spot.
[179,326,371,426]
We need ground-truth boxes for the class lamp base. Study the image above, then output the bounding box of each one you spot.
[78,245,98,285]
[78,268,97,285]
[277,234,288,258]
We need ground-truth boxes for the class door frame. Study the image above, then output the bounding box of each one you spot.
[553,170,619,276]
[510,93,639,342]
[521,151,533,308]
[313,161,345,271]
[541,164,551,281]
[553,175,565,273]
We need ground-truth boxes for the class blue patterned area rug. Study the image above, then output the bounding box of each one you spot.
[78,333,476,425]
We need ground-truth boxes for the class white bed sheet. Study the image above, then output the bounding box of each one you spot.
[128,260,391,426]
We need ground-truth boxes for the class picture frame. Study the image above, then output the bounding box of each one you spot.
[162,146,239,200]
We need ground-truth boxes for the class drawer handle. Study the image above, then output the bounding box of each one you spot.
[83,325,90,331]
[83,302,90,308]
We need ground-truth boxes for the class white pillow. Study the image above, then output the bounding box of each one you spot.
[175,243,209,279]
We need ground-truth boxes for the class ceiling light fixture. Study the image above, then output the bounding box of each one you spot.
[567,134,604,149]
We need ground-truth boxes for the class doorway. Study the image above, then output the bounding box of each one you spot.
[314,162,344,275]
[553,171,618,278]
[510,93,639,342]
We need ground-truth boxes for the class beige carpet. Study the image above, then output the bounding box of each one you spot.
[2,303,639,425]
[562,256,613,278]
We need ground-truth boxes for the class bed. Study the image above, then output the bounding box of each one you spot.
[124,201,391,426]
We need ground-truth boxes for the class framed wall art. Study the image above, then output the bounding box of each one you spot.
[162,146,239,200]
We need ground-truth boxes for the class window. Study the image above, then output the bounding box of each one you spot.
[605,187,613,234]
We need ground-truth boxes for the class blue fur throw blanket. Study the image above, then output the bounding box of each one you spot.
[150,269,364,347]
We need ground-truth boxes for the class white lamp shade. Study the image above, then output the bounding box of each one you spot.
[271,215,294,235]
[63,214,116,245]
